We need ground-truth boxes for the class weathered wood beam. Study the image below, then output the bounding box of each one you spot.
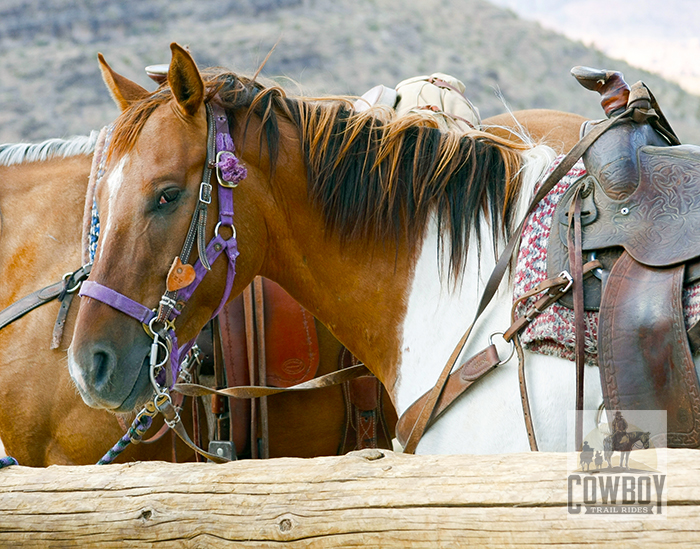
[1,449,699,547]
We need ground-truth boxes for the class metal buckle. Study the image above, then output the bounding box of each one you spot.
[557,270,574,294]
[208,440,237,462]
[199,181,212,204]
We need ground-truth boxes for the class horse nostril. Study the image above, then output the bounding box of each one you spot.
[92,350,113,390]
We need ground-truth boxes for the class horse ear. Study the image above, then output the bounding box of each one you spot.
[97,53,150,112]
[168,43,204,117]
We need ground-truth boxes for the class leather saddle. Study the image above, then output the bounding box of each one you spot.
[194,277,395,459]
[547,67,700,447]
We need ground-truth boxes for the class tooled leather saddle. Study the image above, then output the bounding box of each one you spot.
[547,67,700,447]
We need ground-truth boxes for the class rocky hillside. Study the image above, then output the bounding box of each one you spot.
[1,0,699,143]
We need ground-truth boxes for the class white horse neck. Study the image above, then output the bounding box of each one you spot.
[391,144,607,454]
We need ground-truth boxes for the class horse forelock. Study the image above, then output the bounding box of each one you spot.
[107,70,267,162]
[0,132,98,166]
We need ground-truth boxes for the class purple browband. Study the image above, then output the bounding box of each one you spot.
[79,99,243,387]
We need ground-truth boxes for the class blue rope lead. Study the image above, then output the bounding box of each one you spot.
[0,456,18,468]
[98,413,154,465]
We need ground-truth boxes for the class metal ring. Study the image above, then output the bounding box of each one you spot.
[147,316,176,337]
[488,332,516,366]
[61,272,83,294]
[148,339,170,394]
[148,317,160,335]
[152,339,170,369]
[587,251,604,280]
[214,221,236,240]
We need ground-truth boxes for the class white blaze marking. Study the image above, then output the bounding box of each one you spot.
[100,155,128,242]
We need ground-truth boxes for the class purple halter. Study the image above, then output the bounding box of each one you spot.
[79,99,245,389]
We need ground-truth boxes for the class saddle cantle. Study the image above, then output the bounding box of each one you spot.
[546,68,700,447]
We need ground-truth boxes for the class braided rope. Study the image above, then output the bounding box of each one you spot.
[0,456,18,468]
[97,414,154,465]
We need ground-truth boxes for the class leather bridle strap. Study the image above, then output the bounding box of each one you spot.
[401,106,635,454]
[0,264,91,333]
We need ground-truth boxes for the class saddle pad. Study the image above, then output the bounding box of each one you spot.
[513,156,700,366]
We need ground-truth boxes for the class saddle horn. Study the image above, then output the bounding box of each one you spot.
[145,63,169,85]
[571,66,630,117]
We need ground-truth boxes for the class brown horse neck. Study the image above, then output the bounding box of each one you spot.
[235,122,409,393]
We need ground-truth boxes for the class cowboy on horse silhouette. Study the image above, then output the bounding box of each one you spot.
[611,411,629,451]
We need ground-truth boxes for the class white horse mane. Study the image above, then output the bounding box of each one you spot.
[0,132,98,167]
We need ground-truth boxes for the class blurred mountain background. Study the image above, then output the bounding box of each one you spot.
[1,0,699,143]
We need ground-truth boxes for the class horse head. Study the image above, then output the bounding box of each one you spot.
[68,44,272,411]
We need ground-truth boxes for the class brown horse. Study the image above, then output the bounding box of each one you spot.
[68,44,601,455]
[0,136,393,465]
[482,109,586,154]
[0,136,198,465]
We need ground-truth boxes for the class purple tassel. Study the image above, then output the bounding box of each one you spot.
[217,150,248,185]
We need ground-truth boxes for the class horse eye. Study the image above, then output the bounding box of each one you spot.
[157,188,181,207]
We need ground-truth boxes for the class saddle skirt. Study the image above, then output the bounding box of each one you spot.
[513,156,700,366]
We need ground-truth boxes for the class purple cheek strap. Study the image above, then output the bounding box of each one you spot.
[78,98,243,390]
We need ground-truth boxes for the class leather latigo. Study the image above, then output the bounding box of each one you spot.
[395,344,500,447]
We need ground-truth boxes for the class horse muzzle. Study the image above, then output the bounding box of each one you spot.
[67,338,153,412]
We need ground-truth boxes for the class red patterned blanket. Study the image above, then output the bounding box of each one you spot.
[513,157,700,366]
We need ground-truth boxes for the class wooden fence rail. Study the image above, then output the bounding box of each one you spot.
[1,448,699,547]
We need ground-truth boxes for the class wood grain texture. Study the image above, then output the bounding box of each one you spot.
[1,448,699,547]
